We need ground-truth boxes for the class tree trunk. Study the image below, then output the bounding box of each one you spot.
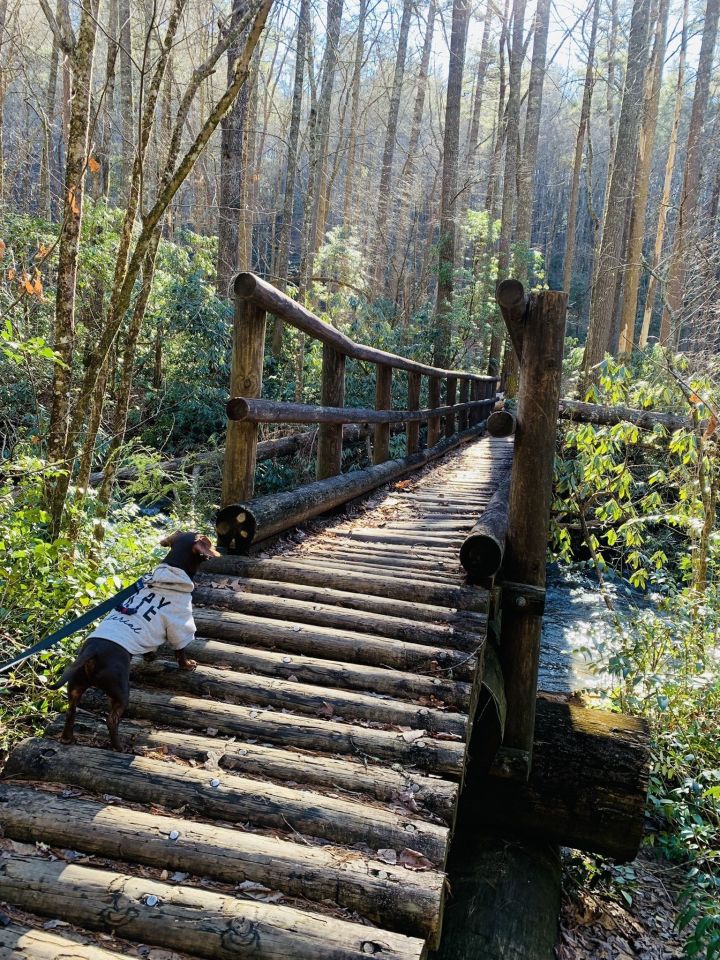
[217,0,251,297]
[487,0,521,377]
[464,7,493,205]
[118,0,134,197]
[45,0,101,473]
[514,0,551,283]
[375,0,413,282]
[639,0,688,346]
[434,0,471,367]
[660,0,719,344]
[617,0,670,352]
[562,0,599,295]
[271,0,309,354]
[341,0,367,224]
[582,0,651,376]
[300,0,344,291]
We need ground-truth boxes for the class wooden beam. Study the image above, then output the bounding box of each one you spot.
[222,299,266,506]
[317,344,346,479]
[427,377,442,447]
[445,377,457,438]
[374,363,393,464]
[559,397,697,432]
[226,397,493,424]
[499,287,567,764]
[234,271,498,387]
[459,471,512,580]
[487,409,516,437]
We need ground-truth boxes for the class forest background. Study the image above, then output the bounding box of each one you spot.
[0,0,719,953]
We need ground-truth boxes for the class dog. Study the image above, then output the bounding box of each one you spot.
[52,531,219,751]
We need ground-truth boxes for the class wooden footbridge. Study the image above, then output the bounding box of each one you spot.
[0,278,649,960]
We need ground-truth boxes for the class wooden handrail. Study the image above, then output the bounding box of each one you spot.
[222,272,501,507]
[227,397,496,424]
[234,272,499,384]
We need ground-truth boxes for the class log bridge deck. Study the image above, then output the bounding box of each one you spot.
[0,435,513,960]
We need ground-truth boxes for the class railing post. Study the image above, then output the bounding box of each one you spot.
[317,344,346,479]
[458,378,469,431]
[445,376,457,437]
[222,297,267,506]
[498,288,567,775]
[428,376,441,447]
[469,380,481,427]
[406,372,421,454]
[373,364,392,464]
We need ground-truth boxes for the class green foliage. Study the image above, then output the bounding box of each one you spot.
[555,347,720,956]
[0,460,174,753]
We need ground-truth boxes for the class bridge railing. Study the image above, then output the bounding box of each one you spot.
[222,271,500,509]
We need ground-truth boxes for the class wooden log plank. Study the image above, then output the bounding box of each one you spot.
[0,923,129,960]
[284,557,460,587]
[459,471,512,580]
[0,785,444,939]
[202,558,489,612]
[76,683,469,778]
[407,372,421,454]
[182,636,473,710]
[193,608,481,678]
[0,854,428,960]
[284,556,459,586]
[234,271,496,389]
[317,344,345,480]
[47,713,459,819]
[196,574,488,627]
[192,584,484,652]
[132,660,469,737]
[215,425,490,549]
[4,740,451,861]
[222,300,266,506]
[374,364,393,464]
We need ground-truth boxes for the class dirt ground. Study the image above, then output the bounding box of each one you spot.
[557,850,688,959]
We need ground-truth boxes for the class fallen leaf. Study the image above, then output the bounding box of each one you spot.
[0,239,5,261]
[87,156,101,174]
[376,848,397,865]
[43,919,69,929]
[398,848,433,871]
[401,729,426,742]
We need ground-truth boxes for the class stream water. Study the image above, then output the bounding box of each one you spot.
[539,564,654,695]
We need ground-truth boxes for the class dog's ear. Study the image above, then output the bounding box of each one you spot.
[159,531,182,547]
[192,535,221,559]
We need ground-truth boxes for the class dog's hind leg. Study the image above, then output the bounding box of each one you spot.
[60,680,88,745]
[106,674,129,752]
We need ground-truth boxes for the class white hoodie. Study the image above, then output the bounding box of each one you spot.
[86,564,196,657]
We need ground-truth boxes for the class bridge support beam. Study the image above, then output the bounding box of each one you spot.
[497,286,567,772]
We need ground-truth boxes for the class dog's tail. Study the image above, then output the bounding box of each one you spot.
[49,648,97,689]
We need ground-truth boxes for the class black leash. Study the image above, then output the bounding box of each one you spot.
[0,577,146,677]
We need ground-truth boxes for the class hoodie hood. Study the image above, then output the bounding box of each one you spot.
[146,563,194,592]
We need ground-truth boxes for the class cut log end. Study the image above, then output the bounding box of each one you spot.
[495,278,525,310]
[233,271,259,299]
[486,410,516,438]
[459,535,503,580]
[227,397,251,421]
[216,502,257,553]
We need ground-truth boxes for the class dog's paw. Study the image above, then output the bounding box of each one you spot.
[143,651,157,662]
[179,658,197,672]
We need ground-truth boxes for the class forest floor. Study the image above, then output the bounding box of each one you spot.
[557,850,687,959]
